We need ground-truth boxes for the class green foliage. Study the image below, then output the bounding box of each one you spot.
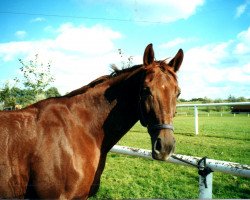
[183,96,250,103]
[16,54,55,95]
[228,95,237,102]
[0,83,61,108]
[0,82,17,108]
[91,116,250,199]
[45,87,61,98]
[202,96,213,112]
[0,54,60,109]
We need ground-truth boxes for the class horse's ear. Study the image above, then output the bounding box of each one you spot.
[168,49,184,72]
[143,43,155,66]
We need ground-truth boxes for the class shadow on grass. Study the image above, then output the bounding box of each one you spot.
[175,131,250,141]
[213,177,250,199]
[175,132,196,136]
[201,134,250,141]
[130,130,147,134]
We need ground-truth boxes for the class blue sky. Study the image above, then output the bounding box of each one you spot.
[0,0,250,99]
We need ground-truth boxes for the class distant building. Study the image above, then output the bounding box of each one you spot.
[231,105,250,114]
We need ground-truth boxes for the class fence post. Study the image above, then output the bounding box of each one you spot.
[194,106,198,135]
[199,173,213,199]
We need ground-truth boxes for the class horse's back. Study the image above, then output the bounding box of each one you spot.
[32,102,101,198]
[0,100,102,199]
[0,109,37,198]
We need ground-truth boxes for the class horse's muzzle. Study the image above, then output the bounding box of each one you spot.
[151,130,176,161]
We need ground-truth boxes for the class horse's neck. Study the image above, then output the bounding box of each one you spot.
[100,70,143,151]
[69,69,142,152]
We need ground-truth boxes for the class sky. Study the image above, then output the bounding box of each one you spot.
[0,0,250,100]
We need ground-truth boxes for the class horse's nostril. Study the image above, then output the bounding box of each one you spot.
[155,138,162,152]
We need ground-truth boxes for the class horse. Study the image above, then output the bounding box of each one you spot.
[0,43,183,199]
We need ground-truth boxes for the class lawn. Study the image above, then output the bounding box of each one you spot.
[90,115,250,199]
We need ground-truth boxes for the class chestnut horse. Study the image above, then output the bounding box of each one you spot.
[0,44,183,199]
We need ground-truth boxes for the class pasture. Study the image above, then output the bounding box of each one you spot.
[91,115,250,199]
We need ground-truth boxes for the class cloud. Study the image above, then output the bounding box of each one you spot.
[178,27,250,99]
[15,31,27,39]
[235,0,250,18]
[81,0,205,23]
[234,26,250,54]
[159,37,198,50]
[0,41,33,61]
[30,17,46,23]
[0,23,122,94]
[160,38,186,49]
[127,0,205,22]
[55,23,121,55]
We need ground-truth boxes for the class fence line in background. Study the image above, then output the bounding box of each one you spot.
[176,112,250,117]
[176,102,250,135]
[110,145,250,199]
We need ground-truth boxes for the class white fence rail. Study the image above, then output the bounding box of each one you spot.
[110,145,250,199]
[176,102,250,135]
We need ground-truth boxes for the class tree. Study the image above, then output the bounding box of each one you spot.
[214,98,224,112]
[15,54,55,104]
[45,87,61,98]
[202,97,213,112]
[0,54,60,110]
[117,48,134,69]
[16,54,55,96]
[236,96,247,102]
[228,95,237,102]
[178,98,187,102]
[0,82,17,108]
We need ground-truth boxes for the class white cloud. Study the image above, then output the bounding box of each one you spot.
[160,38,186,49]
[130,0,205,22]
[235,0,250,18]
[82,0,204,23]
[55,23,121,55]
[30,17,46,23]
[15,31,27,39]
[0,41,33,61]
[0,23,122,94]
[234,26,250,54]
[178,28,250,99]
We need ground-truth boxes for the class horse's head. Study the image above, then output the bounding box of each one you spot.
[139,44,183,161]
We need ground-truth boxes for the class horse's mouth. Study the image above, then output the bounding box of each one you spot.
[152,146,175,161]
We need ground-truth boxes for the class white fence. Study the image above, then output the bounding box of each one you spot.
[176,102,250,135]
[110,145,250,199]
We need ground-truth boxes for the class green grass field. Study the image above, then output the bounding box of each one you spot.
[91,115,250,199]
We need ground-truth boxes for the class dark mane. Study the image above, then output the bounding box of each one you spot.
[63,64,143,98]
[110,64,143,77]
[64,75,110,97]
[58,60,176,99]
[63,56,177,99]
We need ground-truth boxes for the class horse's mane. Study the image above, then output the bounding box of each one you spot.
[109,64,143,77]
[64,75,110,98]
[63,59,175,98]
[63,64,144,98]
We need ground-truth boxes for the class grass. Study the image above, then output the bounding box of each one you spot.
[90,115,250,199]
